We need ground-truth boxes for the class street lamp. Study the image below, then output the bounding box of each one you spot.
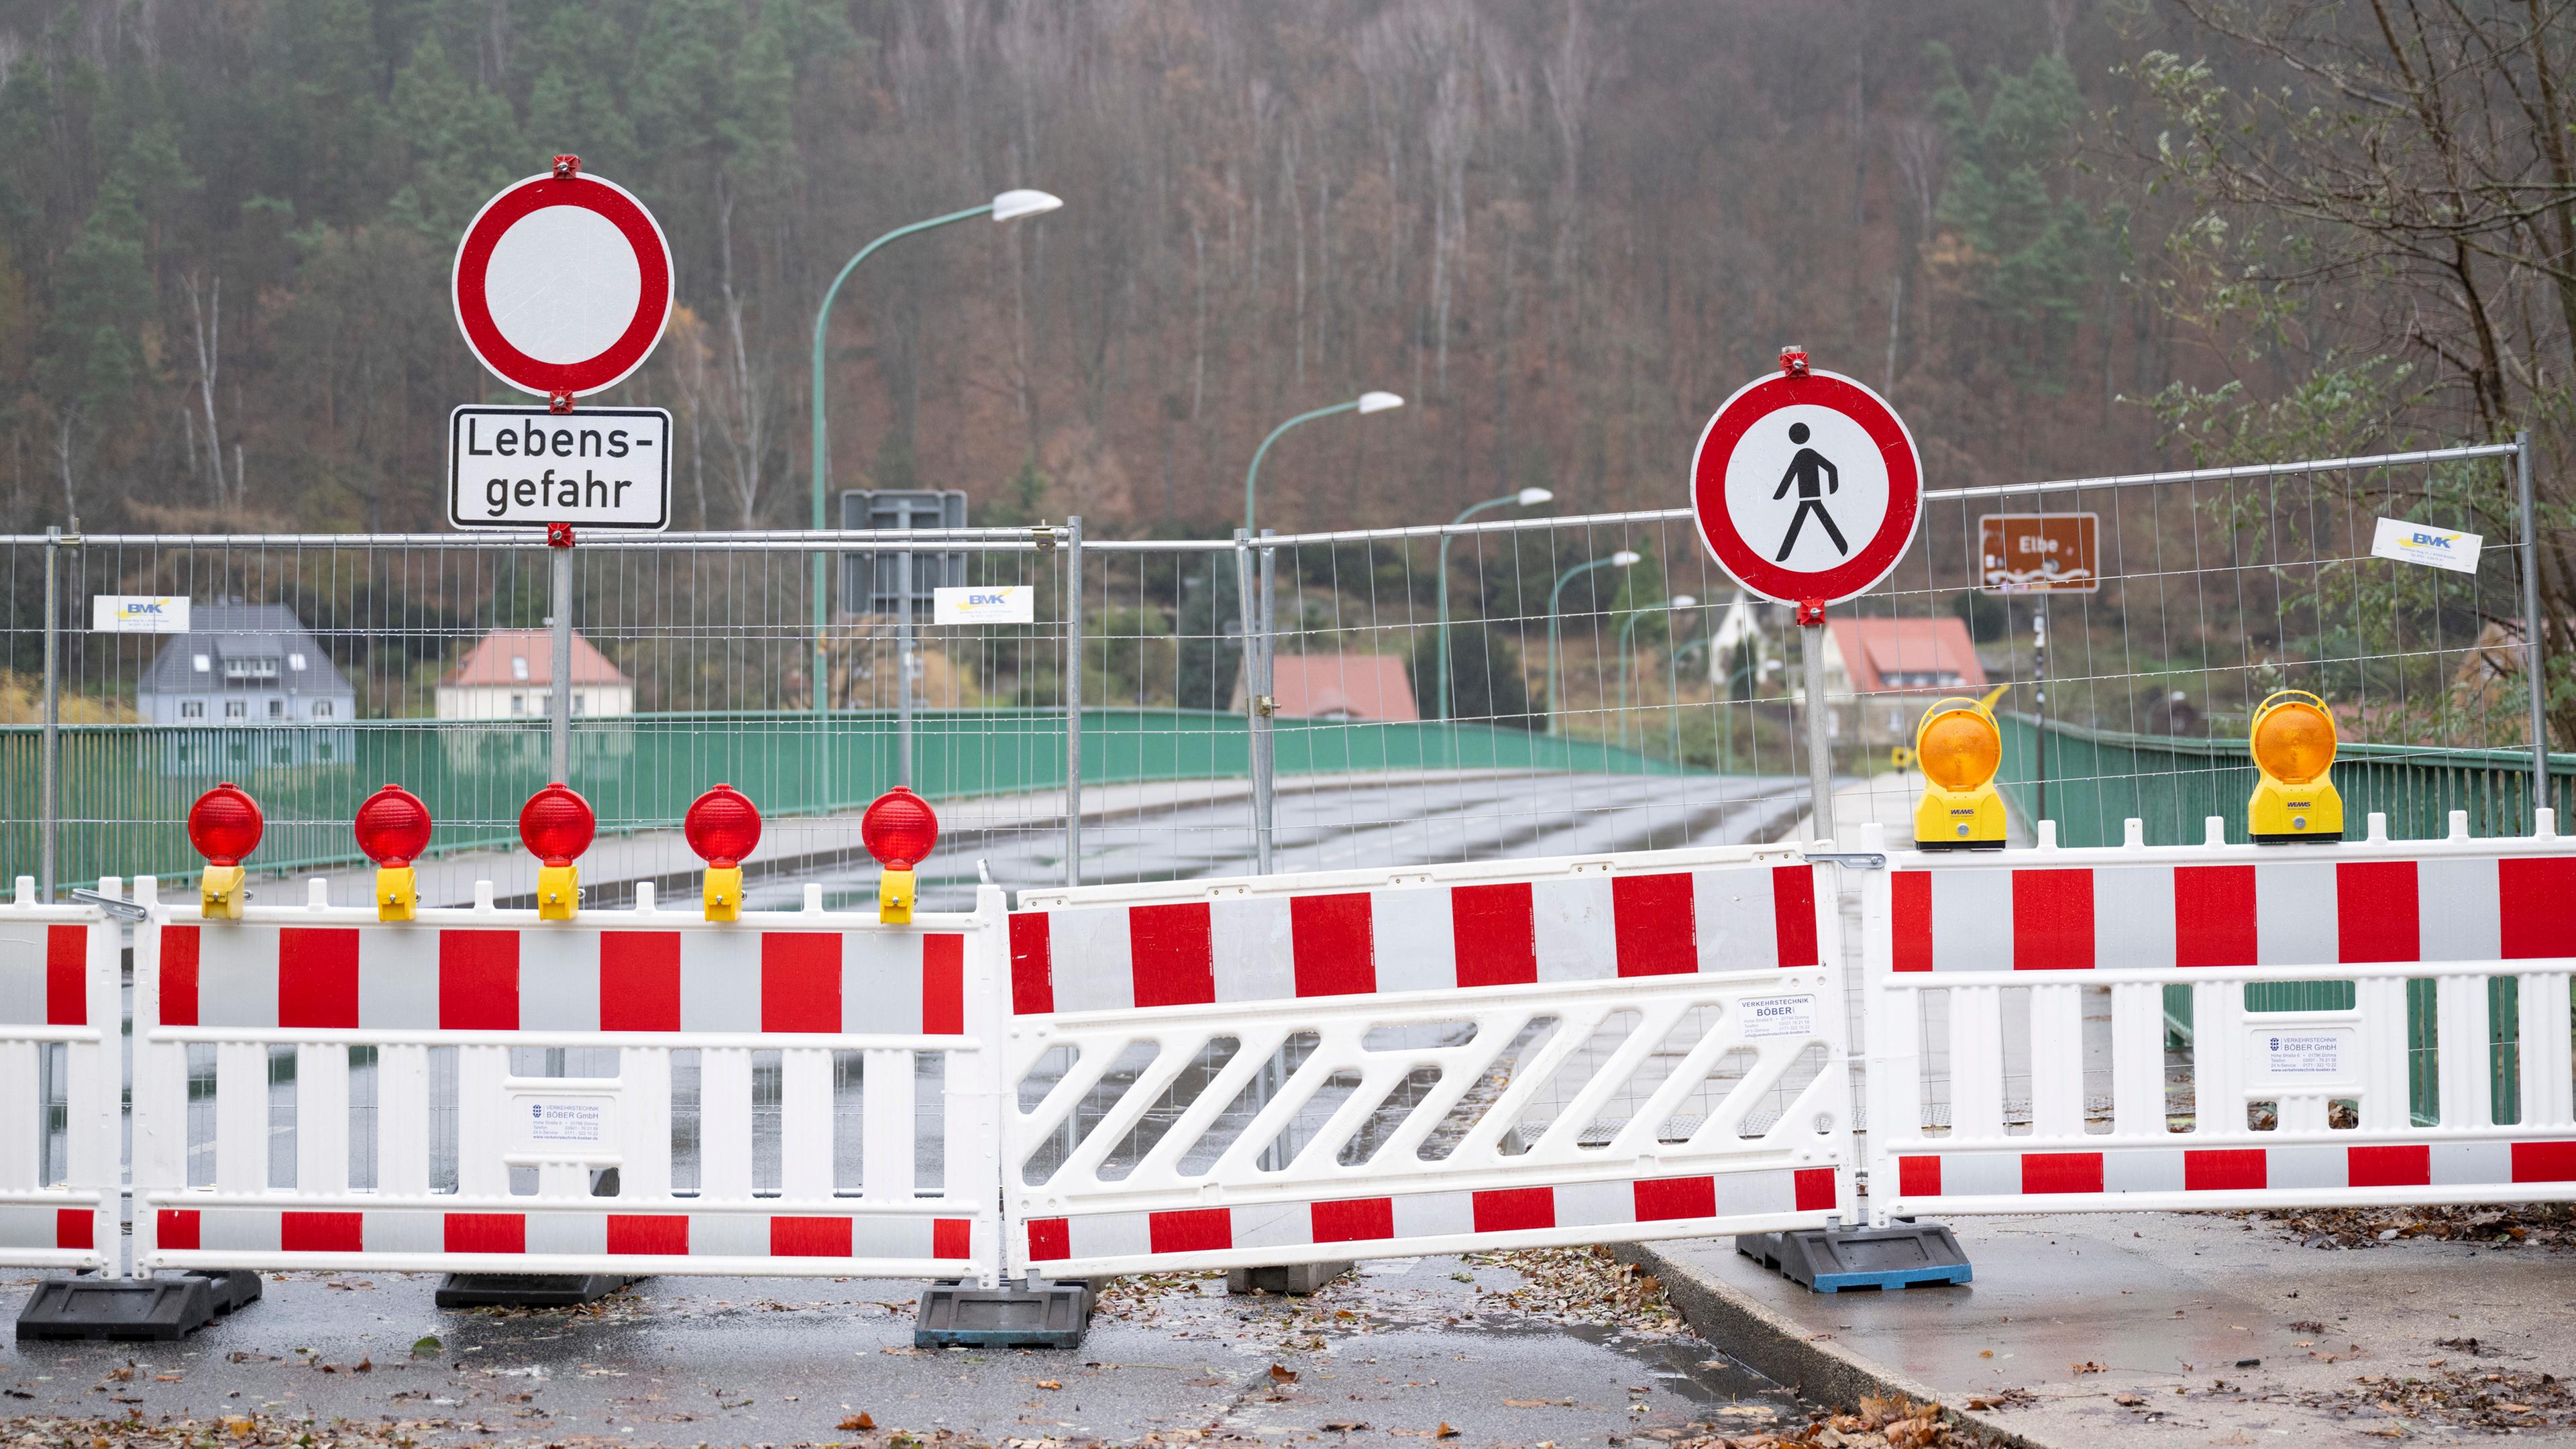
[1243,391,1403,536]
[807,189,1065,765]
[1545,549,1642,737]
[1432,487,1553,722]
[1617,594,1697,751]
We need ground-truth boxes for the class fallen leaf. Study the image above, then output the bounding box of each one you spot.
[154,1374,183,1383]
[353,1357,372,1373]
[1503,1398,1576,1408]
[105,1368,134,1383]
[2113,1394,2145,1407]
[2072,1361,2107,1374]
[1322,1423,1367,1433]
[1036,1381,1062,1391]
[1438,1426,1460,1439]
[1978,1349,1994,1359]
[838,1414,876,1431]
[1270,1364,1299,1385]
[2503,1403,2538,1413]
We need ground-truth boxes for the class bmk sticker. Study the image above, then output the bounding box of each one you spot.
[92,596,191,633]
[2371,517,2482,575]
[1739,994,1818,1040]
[514,1096,612,1147]
[934,585,1035,625]
[2257,1030,2348,1077]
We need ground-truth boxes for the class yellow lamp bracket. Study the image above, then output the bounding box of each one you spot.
[537,863,581,921]
[879,867,916,925]
[374,865,417,922]
[1913,696,2008,853]
[704,865,743,922]
[2248,689,2344,845]
[199,863,247,920]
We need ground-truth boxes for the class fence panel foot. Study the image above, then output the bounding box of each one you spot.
[15,1270,260,1342]
[1227,1261,1353,1295]
[915,1275,1093,1349]
[1735,1222,1971,1293]
[435,1274,637,1309]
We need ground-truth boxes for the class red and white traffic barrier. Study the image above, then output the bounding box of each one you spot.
[0,879,118,1271]
[1862,814,2576,1221]
[129,875,1008,1282]
[1002,845,1853,1279]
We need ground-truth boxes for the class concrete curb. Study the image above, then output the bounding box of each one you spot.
[1615,1240,2057,1449]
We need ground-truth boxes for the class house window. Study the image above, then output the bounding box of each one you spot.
[180,701,204,719]
[313,700,335,719]
[223,656,280,687]
[192,654,211,673]
[574,692,586,716]
[511,693,525,716]
[268,699,284,719]
[511,656,529,681]
[288,652,307,672]
[223,700,247,719]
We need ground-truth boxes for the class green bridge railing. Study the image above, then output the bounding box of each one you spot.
[2,708,1685,888]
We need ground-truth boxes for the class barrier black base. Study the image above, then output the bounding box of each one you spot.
[435,1273,636,1309]
[914,1275,1092,1349]
[1735,1222,1972,1293]
[16,1270,264,1341]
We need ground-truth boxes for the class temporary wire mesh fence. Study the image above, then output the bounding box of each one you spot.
[2,441,2551,924]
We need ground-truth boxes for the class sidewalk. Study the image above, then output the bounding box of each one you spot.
[1635,1210,2576,1446]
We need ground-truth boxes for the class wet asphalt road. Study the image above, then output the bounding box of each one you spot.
[2,1254,1810,1445]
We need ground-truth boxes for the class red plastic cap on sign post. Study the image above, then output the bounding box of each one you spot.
[519,784,597,867]
[861,788,938,871]
[684,784,763,869]
[354,785,434,867]
[187,783,264,866]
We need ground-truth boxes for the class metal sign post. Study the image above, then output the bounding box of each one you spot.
[550,537,574,784]
[1801,605,1836,844]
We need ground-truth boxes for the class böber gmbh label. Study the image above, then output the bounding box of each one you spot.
[448,405,672,532]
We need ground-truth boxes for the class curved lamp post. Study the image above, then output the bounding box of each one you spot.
[1243,391,1403,536]
[1545,549,1642,737]
[808,188,1064,735]
[1433,488,1554,721]
[1617,594,1697,751]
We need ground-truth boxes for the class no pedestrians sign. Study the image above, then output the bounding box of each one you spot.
[1689,365,1923,606]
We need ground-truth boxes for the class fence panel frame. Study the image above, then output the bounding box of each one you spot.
[0,881,117,1272]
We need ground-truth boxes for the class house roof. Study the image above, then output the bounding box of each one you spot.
[1823,616,1988,694]
[140,602,356,696]
[440,629,632,688]
[1233,653,1421,722]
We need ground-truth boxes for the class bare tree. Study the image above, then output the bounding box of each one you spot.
[182,273,235,506]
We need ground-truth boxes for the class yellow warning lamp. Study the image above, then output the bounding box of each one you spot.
[354,784,433,922]
[1912,697,2007,851]
[519,783,596,921]
[684,784,762,922]
[2247,690,2343,843]
[186,782,263,920]
[862,787,939,925]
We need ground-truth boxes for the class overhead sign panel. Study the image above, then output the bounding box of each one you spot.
[447,405,672,532]
[1689,366,1923,606]
[1978,513,2099,594]
[452,162,673,400]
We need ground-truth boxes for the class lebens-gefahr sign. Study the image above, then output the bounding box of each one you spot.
[447,405,673,532]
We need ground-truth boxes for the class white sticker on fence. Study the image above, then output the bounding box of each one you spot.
[2371,517,2481,574]
[1740,994,1819,1039]
[934,586,1034,625]
[92,596,190,633]
[513,1095,614,1149]
[2255,1030,2349,1077]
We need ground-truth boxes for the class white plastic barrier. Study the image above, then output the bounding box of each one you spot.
[1862,814,2576,1222]
[0,878,118,1271]
[129,877,1008,1283]
[1002,845,1854,1279]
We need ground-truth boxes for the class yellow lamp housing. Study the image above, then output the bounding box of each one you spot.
[703,865,743,922]
[2248,690,2343,844]
[199,863,248,920]
[1913,696,2008,852]
[374,865,417,922]
[879,867,916,925]
[537,863,580,921]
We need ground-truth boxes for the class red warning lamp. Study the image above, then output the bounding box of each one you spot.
[861,787,938,924]
[685,784,762,921]
[519,783,596,920]
[355,785,433,922]
[187,783,263,920]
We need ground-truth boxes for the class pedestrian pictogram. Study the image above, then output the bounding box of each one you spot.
[1690,362,1922,606]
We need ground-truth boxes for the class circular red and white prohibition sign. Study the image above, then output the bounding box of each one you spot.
[453,170,673,398]
[1689,367,1923,606]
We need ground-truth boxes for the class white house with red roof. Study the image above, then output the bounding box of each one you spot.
[435,629,635,720]
[1799,615,1989,747]
[1230,654,1420,722]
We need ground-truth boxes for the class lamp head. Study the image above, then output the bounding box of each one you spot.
[187,783,264,868]
[1611,550,1642,568]
[2251,691,2338,786]
[354,784,433,869]
[1356,390,1404,415]
[518,783,596,869]
[1915,699,2003,792]
[862,787,940,872]
[684,784,763,869]
[1515,488,1554,506]
[991,189,1064,222]
[1669,594,1698,609]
